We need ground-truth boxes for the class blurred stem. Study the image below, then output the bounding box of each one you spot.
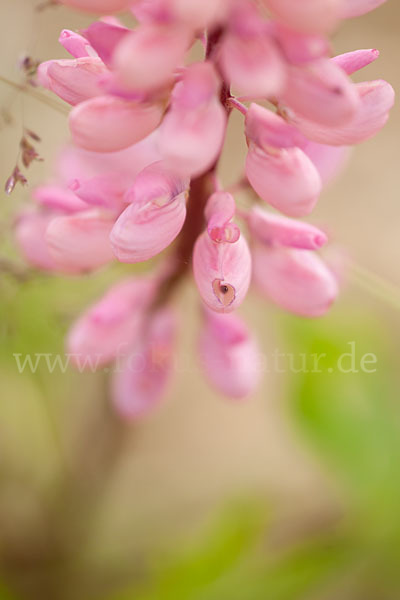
[0,75,69,116]
[349,261,400,312]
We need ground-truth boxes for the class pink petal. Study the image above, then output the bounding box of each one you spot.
[69,173,131,211]
[193,231,251,313]
[252,242,339,317]
[291,79,395,145]
[262,0,343,34]
[69,95,163,152]
[245,205,327,249]
[158,63,227,177]
[301,141,352,186]
[245,103,304,149]
[67,277,155,367]
[45,210,115,273]
[246,142,322,217]
[38,57,107,106]
[199,309,261,399]
[112,307,177,419]
[219,32,286,99]
[112,24,192,93]
[274,24,331,65]
[282,59,360,127]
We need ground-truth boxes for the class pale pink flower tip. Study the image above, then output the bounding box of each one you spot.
[199,309,261,399]
[112,307,177,420]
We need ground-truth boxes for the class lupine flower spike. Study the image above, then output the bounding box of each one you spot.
[13,0,393,417]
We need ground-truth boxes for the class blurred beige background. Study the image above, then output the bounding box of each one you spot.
[0,0,399,559]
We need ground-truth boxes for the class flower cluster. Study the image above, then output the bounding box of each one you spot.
[16,0,394,416]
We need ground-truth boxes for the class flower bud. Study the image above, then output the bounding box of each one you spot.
[245,205,327,250]
[199,309,261,399]
[67,277,155,367]
[252,242,339,317]
[33,185,88,213]
[112,307,177,419]
[110,163,188,263]
[332,48,380,75]
[193,231,251,313]
[205,191,240,244]
[45,209,115,273]
[69,95,163,152]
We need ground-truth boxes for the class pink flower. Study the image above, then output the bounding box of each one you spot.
[69,95,163,152]
[59,29,96,58]
[110,162,189,262]
[199,309,261,399]
[15,211,58,272]
[67,277,155,367]
[112,307,177,419]
[252,242,339,317]
[193,230,251,313]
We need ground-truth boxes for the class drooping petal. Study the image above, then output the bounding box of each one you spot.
[69,173,131,211]
[291,79,395,145]
[45,210,115,273]
[69,95,163,152]
[158,63,227,177]
[245,142,322,217]
[38,57,107,106]
[110,163,188,262]
[193,231,251,313]
[112,24,192,93]
[252,242,339,317]
[67,277,155,367]
[112,307,177,419]
[245,205,327,250]
[199,309,261,399]
[15,211,58,271]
